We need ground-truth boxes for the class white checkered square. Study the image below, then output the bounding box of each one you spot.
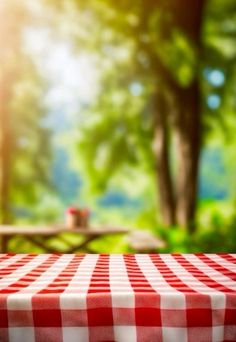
[162,327,187,342]
[7,293,32,310]
[110,255,135,308]
[60,293,87,310]
[114,326,137,342]
[161,293,186,310]
[8,327,35,342]
[212,326,224,342]
[62,327,89,342]
[211,293,226,310]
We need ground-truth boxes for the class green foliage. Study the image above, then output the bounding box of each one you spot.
[10,63,52,206]
[0,0,53,222]
[77,85,154,193]
[71,0,236,200]
[156,200,236,253]
[203,0,236,137]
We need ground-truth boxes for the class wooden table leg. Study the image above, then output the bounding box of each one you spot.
[26,235,57,253]
[66,235,98,253]
[0,236,9,253]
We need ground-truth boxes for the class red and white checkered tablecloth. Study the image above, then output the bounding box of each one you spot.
[0,254,236,342]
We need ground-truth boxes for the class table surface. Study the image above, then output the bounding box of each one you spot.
[0,225,128,236]
[0,253,235,342]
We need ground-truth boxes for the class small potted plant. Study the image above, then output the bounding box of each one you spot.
[66,206,90,229]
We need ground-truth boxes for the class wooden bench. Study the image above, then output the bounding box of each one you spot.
[127,230,166,253]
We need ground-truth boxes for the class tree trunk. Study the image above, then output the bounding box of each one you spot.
[172,0,204,232]
[153,91,175,226]
[150,0,205,230]
[175,82,201,232]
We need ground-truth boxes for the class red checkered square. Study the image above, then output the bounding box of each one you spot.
[8,309,33,327]
[34,327,63,342]
[136,326,163,342]
[87,307,113,326]
[88,326,115,342]
[188,327,212,342]
[186,308,212,327]
[61,309,88,327]
[0,309,8,328]
[224,325,236,341]
[225,308,236,325]
[135,292,160,308]
[0,294,8,309]
[186,293,211,309]
[33,309,62,327]
[135,307,161,326]
[161,309,186,327]
[112,307,135,325]
[87,293,113,309]
[0,328,9,341]
[32,294,60,310]
[226,293,236,309]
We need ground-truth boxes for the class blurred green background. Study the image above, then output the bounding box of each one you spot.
[1,0,236,253]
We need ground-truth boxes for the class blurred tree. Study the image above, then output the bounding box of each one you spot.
[44,0,236,231]
[78,0,236,231]
[69,0,205,231]
[0,0,52,223]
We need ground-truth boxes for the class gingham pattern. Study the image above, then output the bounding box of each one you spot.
[0,254,235,342]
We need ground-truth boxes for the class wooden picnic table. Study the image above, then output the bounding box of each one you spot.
[0,225,128,253]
